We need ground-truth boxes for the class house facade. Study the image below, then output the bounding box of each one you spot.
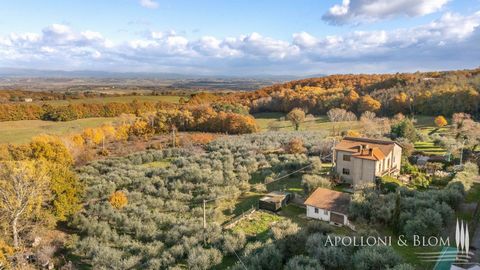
[304,187,350,226]
[333,137,402,187]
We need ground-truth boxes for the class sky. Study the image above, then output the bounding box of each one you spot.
[0,0,479,75]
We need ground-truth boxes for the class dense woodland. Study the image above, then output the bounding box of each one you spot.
[219,68,480,117]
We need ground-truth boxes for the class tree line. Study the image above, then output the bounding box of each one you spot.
[216,68,480,117]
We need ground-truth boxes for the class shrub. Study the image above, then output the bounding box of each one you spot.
[301,174,331,194]
[285,255,324,270]
[353,246,403,270]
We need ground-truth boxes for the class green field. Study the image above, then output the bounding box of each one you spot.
[38,95,183,106]
[232,210,283,240]
[0,117,119,144]
[253,112,362,133]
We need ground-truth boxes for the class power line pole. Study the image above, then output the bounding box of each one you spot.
[460,139,466,166]
[203,199,206,246]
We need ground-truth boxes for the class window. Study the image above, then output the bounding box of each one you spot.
[342,168,350,175]
[324,210,328,215]
[314,208,319,213]
[343,155,351,161]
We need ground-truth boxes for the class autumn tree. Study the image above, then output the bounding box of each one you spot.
[434,116,448,128]
[343,89,360,109]
[0,161,50,248]
[358,95,381,113]
[129,119,155,140]
[109,191,128,209]
[27,135,82,220]
[286,138,306,154]
[287,108,306,131]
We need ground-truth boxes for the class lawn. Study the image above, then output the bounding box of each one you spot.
[0,117,120,144]
[38,95,184,106]
[232,210,283,241]
[266,176,304,194]
[230,192,264,216]
[414,141,447,155]
[277,204,308,226]
[253,112,361,133]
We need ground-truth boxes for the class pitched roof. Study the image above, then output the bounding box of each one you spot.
[352,147,385,161]
[304,188,350,214]
[334,137,398,161]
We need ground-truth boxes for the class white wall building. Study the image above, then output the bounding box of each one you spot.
[304,188,351,226]
[333,137,402,187]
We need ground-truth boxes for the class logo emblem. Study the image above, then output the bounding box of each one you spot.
[456,219,470,254]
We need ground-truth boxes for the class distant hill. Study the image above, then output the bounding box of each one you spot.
[0,67,306,81]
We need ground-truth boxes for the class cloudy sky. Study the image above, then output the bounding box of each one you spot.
[0,0,479,75]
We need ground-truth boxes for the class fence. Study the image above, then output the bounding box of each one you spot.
[223,207,256,229]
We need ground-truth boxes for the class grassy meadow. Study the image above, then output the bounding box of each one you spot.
[0,95,183,144]
[253,112,363,133]
[0,117,120,144]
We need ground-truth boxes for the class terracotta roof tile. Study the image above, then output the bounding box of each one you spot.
[304,188,350,214]
[334,137,397,161]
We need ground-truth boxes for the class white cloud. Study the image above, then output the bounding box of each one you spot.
[139,0,159,9]
[0,11,479,75]
[323,0,449,25]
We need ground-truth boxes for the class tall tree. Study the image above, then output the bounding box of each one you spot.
[287,108,306,131]
[0,161,50,248]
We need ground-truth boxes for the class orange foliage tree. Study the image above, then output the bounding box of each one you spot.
[434,116,448,128]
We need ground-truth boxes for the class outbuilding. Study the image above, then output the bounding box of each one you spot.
[304,188,351,226]
[258,191,291,212]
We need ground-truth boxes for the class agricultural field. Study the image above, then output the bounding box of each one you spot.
[0,117,120,144]
[38,95,184,106]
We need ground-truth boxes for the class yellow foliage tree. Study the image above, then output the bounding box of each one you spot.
[358,95,381,113]
[346,130,361,137]
[343,89,360,109]
[129,120,154,140]
[70,134,85,148]
[109,191,128,209]
[0,239,13,268]
[115,124,130,142]
[101,125,116,140]
[434,115,448,128]
[82,127,104,145]
[0,161,50,248]
[30,135,73,166]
